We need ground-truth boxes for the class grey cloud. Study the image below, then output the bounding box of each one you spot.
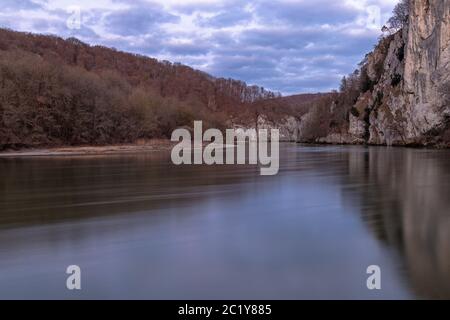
[3,0,397,94]
[170,0,244,15]
[196,8,253,28]
[104,2,180,36]
[253,0,359,26]
[2,0,41,10]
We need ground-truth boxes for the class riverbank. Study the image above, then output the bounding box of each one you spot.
[2,139,449,158]
[0,139,175,158]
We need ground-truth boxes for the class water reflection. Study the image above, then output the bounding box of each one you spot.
[343,148,450,299]
[0,146,449,299]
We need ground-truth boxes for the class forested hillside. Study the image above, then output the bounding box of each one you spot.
[0,28,286,149]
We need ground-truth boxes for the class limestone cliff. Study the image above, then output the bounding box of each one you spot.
[234,0,449,147]
[256,115,301,142]
[339,0,449,146]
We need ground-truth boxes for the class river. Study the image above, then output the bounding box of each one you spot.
[0,145,449,299]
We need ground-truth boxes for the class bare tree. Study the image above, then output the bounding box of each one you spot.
[386,0,411,31]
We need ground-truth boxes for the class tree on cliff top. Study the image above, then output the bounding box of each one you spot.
[386,0,411,31]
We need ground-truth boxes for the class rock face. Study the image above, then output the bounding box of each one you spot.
[257,115,300,142]
[232,115,301,142]
[405,0,450,124]
[354,0,449,146]
[240,0,449,147]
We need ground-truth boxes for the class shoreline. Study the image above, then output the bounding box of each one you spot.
[1,140,448,158]
[0,140,175,158]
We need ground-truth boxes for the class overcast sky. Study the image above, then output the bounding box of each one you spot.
[0,0,399,95]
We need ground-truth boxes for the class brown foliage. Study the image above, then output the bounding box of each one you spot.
[0,48,226,149]
[0,29,276,109]
[299,95,337,142]
[0,28,275,149]
[387,0,410,31]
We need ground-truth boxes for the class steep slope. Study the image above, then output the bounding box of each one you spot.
[0,28,278,109]
[0,28,281,149]
[317,0,449,147]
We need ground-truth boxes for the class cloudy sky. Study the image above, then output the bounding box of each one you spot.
[0,0,399,95]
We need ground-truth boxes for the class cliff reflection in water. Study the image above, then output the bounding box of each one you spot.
[344,148,450,299]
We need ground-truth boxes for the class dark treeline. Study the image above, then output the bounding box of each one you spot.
[0,28,279,150]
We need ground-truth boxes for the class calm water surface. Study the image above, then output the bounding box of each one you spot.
[0,145,449,299]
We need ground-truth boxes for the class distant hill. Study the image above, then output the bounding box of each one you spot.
[0,28,297,149]
[0,29,280,106]
[250,92,335,123]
